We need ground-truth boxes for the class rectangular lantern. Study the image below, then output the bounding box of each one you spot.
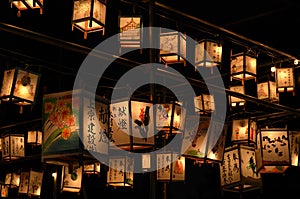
[18,171,43,197]
[1,183,8,198]
[231,118,257,145]
[0,67,40,113]
[220,145,261,193]
[229,85,245,107]
[276,67,295,93]
[5,173,20,188]
[119,16,142,51]
[27,130,43,146]
[256,128,290,173]
[183,116,227,163]
[1,134,25,160]
[110,99,155,151]
[61,164,83,193]
[83,161,101,175]
[156,153,185,182]
[42,89,109,163]
[107,156,134,187]
[230,52,257,83]
[289,131,300,166]
[72,0,107,39]
[156,102,186,134]
[194,94,215,114]
[159,30,186,66]
[10,0,43,16]
[195,39,222,73]
[257,81,278,102]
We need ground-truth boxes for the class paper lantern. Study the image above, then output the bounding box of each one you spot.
[194,94,215,114]
[231,118,257,145]
[1,134,25,160]
[289,131,300,166]
[4,173,20,188]
[276,67,295,93]
[61,164,83,193]
[18,170,43,197]
[119,16,142,51]
[228,85,245,107]
[257,81,278,102]
[10,0,43,17]
[27,130,43,146]
[83,162,101,175]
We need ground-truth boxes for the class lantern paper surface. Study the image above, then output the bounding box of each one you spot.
[157,154,185,181]
[2,134,25,160]
[195,40,222,68]
[229,86,245,106]
[289,131,300,166]
[1,185,8,197]
[61,165,82,192]
[119,16,142,49]
[18,171,43,196]
[5,173,20,187]
[276,67,294,92]
[27,130,43,145]
[18,172,30,194]
[110,100,155,150]
[107,157,134,186]
[230,53,257,81]
[84,162,101,174]
[194,94,215,113]
[257,81,278,102]
[231,119,256,144]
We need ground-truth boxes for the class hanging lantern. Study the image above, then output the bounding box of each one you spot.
[18,170,43,197]
[1,134,25,161]
[10,0,43,17]
[72,0,107,39]
[231,118,257,145]
[83,162,101,175]
[195,39,222,73]
[159,30,186,66]
[4,173,20,188]
[230,52,257,83]
[289,131,300,166]
[257,81,278,102]
[156,153,185,182]
[1,183,8,198]
[142,154,151,171]
[61,164,83,193]
[256,128,291,173]
[110,99,155,151]
[220,145,261,193]
[276,67,295,93]
[119,16,142,52]
[107,156,134,187]
[27,130,43,146]
[156,101,186,134]
[228,85,245,107]
[194,94,215,114]
[0,67,41,114]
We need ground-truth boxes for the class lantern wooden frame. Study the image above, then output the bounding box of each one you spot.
[231,118,257,145]
[10,0,43,16]
[1,134,25,161]
[194,94,215,114]
[257,81,278,102]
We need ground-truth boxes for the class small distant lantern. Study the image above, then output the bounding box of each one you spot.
[194,94,215,114]
[220,145,261,193]
[83,162,101,175]
[1,183,8,197]
[257,81,278,102]
[230,52,257,84]
[5,173,20,188]
[231,118,257,145]
[18,170,43,197]
[27,130,43,146]
[119,16,142,52]
[156,101,186,134]
[156,153,185,182]
[0,67,40,114]
[107,157,134,187]
[289,131,300,166]
[61,164,83,193]
[1,134,25,161]
[142,154,151,171]
[10,0,43,17]
[276,67,295,93]
[229,85,245,107]
[72,0,107,39]
[110,99,155,151]
[159,30,186,66]
[195,39,222,73]
[256,128,290,173]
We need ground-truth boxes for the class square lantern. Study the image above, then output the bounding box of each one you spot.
[72,0,107,39]
[119,16,142,51]
[156,153,185,182]
[159,30,186,66]
[27,130,43,146]
[183,115,227,163]
[230,52,257,83]
[83,161,101,175]
[61,164,83,193]
[107,156,134,187]
[195,39,222,73]
[220,145,261,193]
[0,67,41,113]
[276,67,295,93]
[156,101,186,134]
[194,94,215,114]
[42,89,109,164]
[1,134,25,161]
[1,183,8,198]
[110,99,155,151]
[289,131,300,166]
[231,118,257,145]
[4,172,20,188]
[257,81,279,102]
[229,85,245,107]
[10,0,43,17]
[256,128,290,173]
[18,170,43,197]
